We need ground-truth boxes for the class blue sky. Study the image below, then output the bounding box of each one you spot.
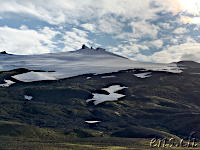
[0,0,200,63]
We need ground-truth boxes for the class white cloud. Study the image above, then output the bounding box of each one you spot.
[170,37,178,44]
[129,44,149,52]
[159,23,172,29]
[107,46,119,53]
[134,53,152,62]
[97,17,124,34]
[137,42,200,63]
[173,27,188,34]
[185,36,196,43]
[62,28,94,51]
[115,20,160,40]
[39,27,60,40]
[19,25,28,30]
[151,39,163,49]
[81,23,96,32]
[72,28,88,37]
[129,20,160,38]
[108,42,149,58]
[111,35,200,63]
[0,0,93,25]
[97,0,159,21]
[114,32,135,40]
[0,26,59,55]
[0,26,98,54]
[193,27,199,30]
[0,0,163,34]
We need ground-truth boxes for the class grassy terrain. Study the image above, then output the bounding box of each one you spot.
[0,61,200,149]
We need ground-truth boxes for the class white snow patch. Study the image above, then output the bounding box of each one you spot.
[0,80,15,87]
[102,85,128,93]
[86,85,128,105]
[12,71,58,82]
[86,77,91,79]
[24,95,33,101]
[85,121,101,124]
[101,75,116,78]
[134,72,152,78]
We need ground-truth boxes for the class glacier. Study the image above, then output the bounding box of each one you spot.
[0,47,182,82]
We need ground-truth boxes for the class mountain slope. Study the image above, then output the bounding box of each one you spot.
[0,48,200,149]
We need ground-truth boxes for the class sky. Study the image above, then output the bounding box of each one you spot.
[0,0,200,63]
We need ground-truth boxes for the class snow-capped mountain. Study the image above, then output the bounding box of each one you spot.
[0,47,200,149]
[0,47,182,82]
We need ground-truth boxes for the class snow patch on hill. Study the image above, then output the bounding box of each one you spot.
[101,75,116,78]
[85,121,101,124]
[134,72,152,78]
[86,85,128,105]
[0,80,15,87]
[24,95,33,101]
[12,71,59,82]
